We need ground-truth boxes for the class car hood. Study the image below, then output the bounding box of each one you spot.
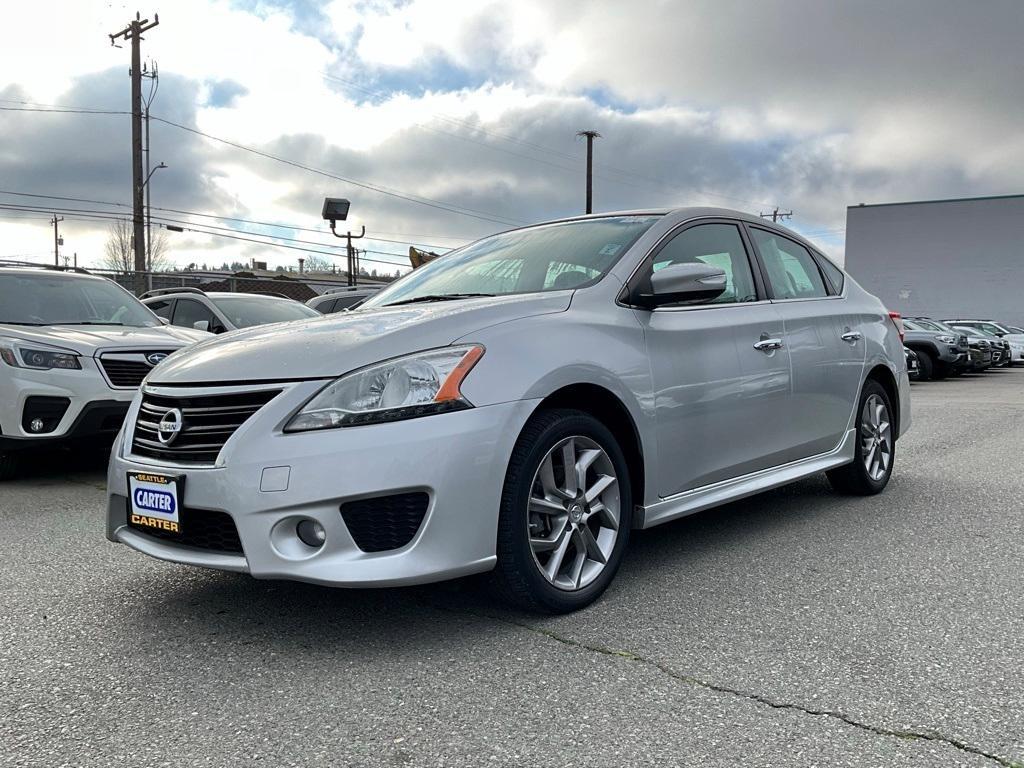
[149,292,572,384]
[0,323,210,354]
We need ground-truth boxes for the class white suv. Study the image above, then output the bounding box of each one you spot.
[0,266,210,479]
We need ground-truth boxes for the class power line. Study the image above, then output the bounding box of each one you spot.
[0,202,413,270]
[0,189,464,250]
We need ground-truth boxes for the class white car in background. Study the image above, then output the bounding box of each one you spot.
[0,265,209,479]
[942,318,1024,365]
[141,287,320,334]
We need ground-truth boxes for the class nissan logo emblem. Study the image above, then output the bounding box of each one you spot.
[157,408,183,445]
[146,352,169,366]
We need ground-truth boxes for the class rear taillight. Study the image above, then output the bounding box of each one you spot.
[888,311,905,342]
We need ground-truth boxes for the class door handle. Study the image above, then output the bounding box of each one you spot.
[753,338,784,352]
[841,330,863,343]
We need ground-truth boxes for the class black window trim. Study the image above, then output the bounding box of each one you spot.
[618,217,769,311]
[742,223,840,302]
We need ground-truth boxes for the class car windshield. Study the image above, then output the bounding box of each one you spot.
[362,215,663,308]
[0,272,159,327]
[1007,326,1024,334]
[210,295,320,328]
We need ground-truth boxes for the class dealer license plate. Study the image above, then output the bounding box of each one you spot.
[127,472,182,535]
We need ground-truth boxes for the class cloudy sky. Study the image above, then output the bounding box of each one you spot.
[1,0,1021,274]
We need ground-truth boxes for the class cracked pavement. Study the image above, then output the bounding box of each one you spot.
[2,369,1023,767]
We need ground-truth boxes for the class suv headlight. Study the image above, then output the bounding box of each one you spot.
[285,345,484,432]
[0,338,81,370]
[936,335,956,344]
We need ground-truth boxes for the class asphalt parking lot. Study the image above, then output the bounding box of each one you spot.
[2,370,1023,768]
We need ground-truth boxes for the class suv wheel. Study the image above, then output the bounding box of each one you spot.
[827,380,895,495]
[492,409,632,613]
[915,351,934,381]
[0,452,18,481]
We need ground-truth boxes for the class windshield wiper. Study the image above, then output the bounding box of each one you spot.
[51,321,125,326]
[384,293,495,307]
[0,321,44,326]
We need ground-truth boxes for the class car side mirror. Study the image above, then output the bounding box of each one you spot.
[192,320,210,332]
[636,263,727,308]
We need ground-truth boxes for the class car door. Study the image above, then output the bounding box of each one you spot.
[631,220,792,497]
[747,226,866,459]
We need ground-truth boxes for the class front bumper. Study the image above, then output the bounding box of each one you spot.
[106,382,539,587]
[0,364,133,450]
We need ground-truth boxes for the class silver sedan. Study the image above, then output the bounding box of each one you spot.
[106,208,910,613]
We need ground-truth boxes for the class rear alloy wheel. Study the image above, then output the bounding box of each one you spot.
[492,409,632,613]
[827,380,895,495]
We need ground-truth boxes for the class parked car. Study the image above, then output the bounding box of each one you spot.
[141,288,320,333]
[307,286,382,314]
[905,346,920,380]
[0,265,209,480]
[901,317,969,380]
[949,325,1010,367]
[944,318,1023,366]
[106,208,910,613]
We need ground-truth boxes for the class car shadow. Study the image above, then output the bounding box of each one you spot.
[117,474,844,652]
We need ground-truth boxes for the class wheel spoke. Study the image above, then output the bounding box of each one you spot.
[586,501,619,531]
[568,535,587,588]
[579,525,607,564]
[561,439,578,497]
[585,473,617,504]
[575,448,601,492]
[543,528,573,581]
[539,453,568,500]
[529,495,565,515]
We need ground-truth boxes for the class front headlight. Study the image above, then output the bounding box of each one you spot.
[0,338,81,370]
[285,345,485,432]
[936,335,956,344]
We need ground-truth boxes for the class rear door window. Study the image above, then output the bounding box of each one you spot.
[750,229,828,300]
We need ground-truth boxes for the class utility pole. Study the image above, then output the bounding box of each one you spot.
[760,207,793,223]
[142,60,159,284]
[346,228,366,286]
[51,215,63,266]
[576,130,601,214]
[109,12,160,295]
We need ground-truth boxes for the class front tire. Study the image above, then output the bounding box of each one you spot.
[827,379,895,496]
[491,408,632,613]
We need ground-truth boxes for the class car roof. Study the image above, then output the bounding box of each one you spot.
[143,291,296,301]
[515,206,831,260]
[0,266,105,281]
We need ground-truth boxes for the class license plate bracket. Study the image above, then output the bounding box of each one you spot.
[127,472,183,536]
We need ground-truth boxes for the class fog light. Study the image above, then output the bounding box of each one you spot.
[296,519,326,548]
[29,418,44,433]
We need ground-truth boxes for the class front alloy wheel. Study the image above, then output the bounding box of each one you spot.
[493,408,632,613]
[528,436,621,591]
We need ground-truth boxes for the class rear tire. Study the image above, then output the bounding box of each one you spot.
[491,408,632,613]
[827,379,895,496]
[0,453,18,481]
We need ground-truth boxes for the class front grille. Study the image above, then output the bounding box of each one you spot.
[127,501,243,553]
[340,492,429,552]
[100,357,157,387]
[22,396,71,433]
[131,389,280,464]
